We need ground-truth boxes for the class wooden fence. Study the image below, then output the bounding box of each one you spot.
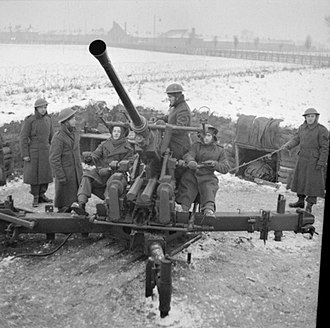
[113,42,330,67]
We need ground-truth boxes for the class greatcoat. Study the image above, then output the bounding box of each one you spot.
[286,120,329,197]
[83,137,134,185]
[19,111,54,185]
[176,140,230,211]
[49,124,83,209]
[163,94,192,159]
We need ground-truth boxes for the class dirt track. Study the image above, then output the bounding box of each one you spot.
[0,178,323,328]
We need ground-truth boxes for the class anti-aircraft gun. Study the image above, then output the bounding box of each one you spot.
[0,39,316,318]
[87,39,316,316]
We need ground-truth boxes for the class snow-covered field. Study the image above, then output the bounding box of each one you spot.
[1,43,330,129]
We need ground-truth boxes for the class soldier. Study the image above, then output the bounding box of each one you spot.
[49,108,83,213]
[19,98,54,207]
[176,125,230,217]
[72,124,134,215]
[281,108,329,213]
[160,83,192,184]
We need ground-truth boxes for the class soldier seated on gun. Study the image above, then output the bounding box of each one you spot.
[71,124,134,215]
[175,125,230,217]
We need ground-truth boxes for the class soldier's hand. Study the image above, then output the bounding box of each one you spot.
[177,159,186,167]
[23,156,30,162]
[99,168,111,177]
[109,161,118,170]
[148,116,157,124]
[82,152,93,164]
[187,161,198,170]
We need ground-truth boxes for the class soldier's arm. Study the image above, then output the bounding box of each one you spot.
[19,118,32,158]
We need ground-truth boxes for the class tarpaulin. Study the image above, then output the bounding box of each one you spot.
[235,114,283,150]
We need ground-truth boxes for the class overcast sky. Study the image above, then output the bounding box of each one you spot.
[1,0,330,44]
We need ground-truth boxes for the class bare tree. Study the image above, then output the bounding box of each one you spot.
[254,37,260,49]
[325,16,330,40]
[233,35,239,49]
[213,36,218,48]
[304,35,312,51]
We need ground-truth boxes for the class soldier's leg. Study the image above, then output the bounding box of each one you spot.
[30,184,40,207]
[305,196,317,213]
[175,170,198,211]
[77,177,93,205]
[72,177,93,215]
[39,183,53,203]
[198,178,218,217]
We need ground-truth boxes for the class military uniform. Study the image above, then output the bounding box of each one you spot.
[77,136,134,204]
[49,124,83,212]
[176,140,230,213]
[19,110,54,201]
[285,120,328,202]
[163,94,192,160]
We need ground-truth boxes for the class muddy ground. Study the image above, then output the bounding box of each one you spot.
[0,177,323,328]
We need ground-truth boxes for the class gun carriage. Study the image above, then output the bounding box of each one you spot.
[0,40,316,318]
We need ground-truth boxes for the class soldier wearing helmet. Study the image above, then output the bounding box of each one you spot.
[19,98,54,207]
[281,107,329,213]
[71,123,133,215]
[176,124,230,217]
[49,107,83,212]
[161,83,192,183]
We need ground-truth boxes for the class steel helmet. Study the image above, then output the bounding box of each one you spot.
[58,107,77,123]
[165,83,184,94]
[34,98,48,108]
[198,124,219,141]
[303,108,319,116]
[205,124,218,136]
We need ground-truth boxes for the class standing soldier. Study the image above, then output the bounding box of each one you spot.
[161,83,192,184]
[49,108,83,213]
[281,108,329,213]
[19,98,54,207]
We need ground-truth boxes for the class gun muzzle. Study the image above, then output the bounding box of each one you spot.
[89,39,148,135]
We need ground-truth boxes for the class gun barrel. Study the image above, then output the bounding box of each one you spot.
[89,39,147,132]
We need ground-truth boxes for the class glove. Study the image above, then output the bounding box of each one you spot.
[148,116,157,124]
[82,151,93,164]
[159,115,168,122]
[99,168,111,177]
[109,161,118,170]
[177,159,186,167]
[217,164,229,174]
[315,164,324,171]
[187,161,198,170]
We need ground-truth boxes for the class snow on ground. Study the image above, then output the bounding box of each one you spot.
[0,43,330,129]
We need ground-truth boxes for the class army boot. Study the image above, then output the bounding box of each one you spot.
[204,209,216,218]
[289,196,305,208]
[32,196,39,207]
[39,194,53,203]
[71,201,87,216]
